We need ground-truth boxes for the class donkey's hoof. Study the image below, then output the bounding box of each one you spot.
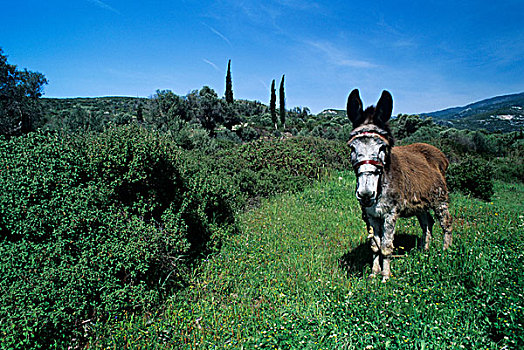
[381,275,390,283]
[443,237,452,250]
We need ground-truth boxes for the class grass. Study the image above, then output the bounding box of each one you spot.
[87,172,524,349]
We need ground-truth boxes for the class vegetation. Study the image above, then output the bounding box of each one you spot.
[279,74,286,129]
[0,126,350,349]
[225,60,233,104]
[1,48,523,348]
[0,126,235,348]
[270,79,277,129]
[447,156,494,201]
[0,48,48,135]
[87,173,524,349]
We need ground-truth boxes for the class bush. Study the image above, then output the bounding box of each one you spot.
[490,155,524,183]
[447,155,494,201]
[0,125,237,348]
[0,127,351,347]
[210,136,352,201]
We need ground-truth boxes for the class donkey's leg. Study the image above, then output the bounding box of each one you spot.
[380,214,397,282]
[435,202,453,249]
[367,218,382,277]
[417,211,435,251]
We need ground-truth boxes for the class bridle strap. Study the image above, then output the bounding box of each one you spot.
[353,159,384,170]
[348,131,390,146]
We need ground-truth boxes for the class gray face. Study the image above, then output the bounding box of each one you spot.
[349,136,388,207]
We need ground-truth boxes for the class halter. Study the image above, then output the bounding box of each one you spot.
[353,159,384,170]
[348,131,390,172]
[348,131,390,146]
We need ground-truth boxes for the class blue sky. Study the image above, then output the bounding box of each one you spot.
[1,0,523,114]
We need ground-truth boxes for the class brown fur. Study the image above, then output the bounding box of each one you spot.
[389,143,449,217]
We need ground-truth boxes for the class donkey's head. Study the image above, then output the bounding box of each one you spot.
[347,89,394,207]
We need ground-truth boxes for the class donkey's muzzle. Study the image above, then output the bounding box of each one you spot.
[356,191,376,207]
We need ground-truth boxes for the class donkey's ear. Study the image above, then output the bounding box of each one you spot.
[374,90,393,126]
[347,89,364,128]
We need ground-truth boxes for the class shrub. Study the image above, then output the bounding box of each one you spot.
[0,128,351,347]
[0,125,237,348]
[490,155,524,183]
[211,136,352,201]
[447,155,494,201]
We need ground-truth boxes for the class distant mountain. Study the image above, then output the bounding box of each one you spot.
[317,93,524,133]
[421,92,524,132]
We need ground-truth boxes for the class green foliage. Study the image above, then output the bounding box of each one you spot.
[0,47,48,135]
[279,74,286,128]
[490,149,524,183]
[225,60,233,104]
[447,155,494,201]
[270,79,277,129]
[391,114,434,139]
[0,124,353,347]
[149,89,189,129]
[210,137,351,201]
[0,125,238,348]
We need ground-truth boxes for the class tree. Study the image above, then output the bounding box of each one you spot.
[136,102,144,123]
[270,79,277,129]
[279,74,286,129]
[0,48,48,135]
[196,86,224,136]
[391,114,433,140]
[150,89,188,130]
[225,59,233,104]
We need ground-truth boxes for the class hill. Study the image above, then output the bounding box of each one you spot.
[421,92,524,132]
[317,93,524,133]
[41,96,149,120]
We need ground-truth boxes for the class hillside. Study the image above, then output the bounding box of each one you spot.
[41,96,149,121]
[317,93,524,133]
[421,92,524,132]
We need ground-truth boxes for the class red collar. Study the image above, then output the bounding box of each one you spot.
[353,159,385,170]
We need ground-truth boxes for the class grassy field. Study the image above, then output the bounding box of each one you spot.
[88,172,524,349]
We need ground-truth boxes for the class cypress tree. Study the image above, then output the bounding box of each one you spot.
[136,102,144,122]
[225,59,234,104]
[270,79,277,129]
[279,74,286,129]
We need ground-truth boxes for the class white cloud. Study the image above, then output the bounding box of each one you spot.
[203,59,221,72]
[203,24,233,47]
[87,0,120,15]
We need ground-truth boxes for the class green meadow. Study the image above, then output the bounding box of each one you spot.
[88,172,524,349]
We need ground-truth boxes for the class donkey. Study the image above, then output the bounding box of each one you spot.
[346,89,452,281]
